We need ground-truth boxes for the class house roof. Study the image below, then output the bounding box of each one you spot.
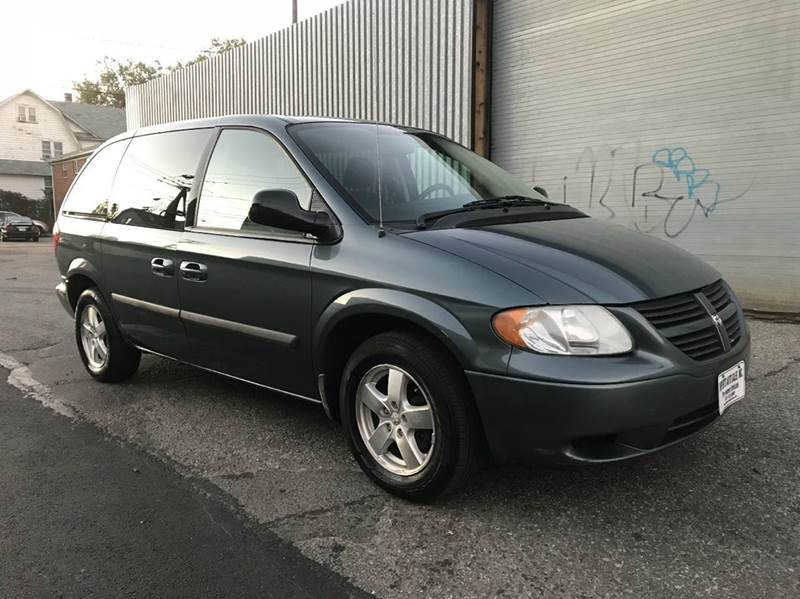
[0,159,51,177]
[50,101,126,140]
[50,148,94,163]
[0,89,127,142]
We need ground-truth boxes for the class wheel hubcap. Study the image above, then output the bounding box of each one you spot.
[355,364,436,476]
[80,305,108,371]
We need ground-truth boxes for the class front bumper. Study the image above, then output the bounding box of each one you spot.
[467,335,750,464]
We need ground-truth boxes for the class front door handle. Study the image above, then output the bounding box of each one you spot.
[180,261,208,282]
[151,257,174,277]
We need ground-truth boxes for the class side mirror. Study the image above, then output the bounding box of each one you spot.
[533,185,549,199]
[248,189,335,240]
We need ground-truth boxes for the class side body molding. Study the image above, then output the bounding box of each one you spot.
[313,288,476,375]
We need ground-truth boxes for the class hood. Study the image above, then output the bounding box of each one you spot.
[405,217,720,304]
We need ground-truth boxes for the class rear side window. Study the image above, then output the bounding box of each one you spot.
[196,129,312,237]
[108,128,212,230]
[62,141,128,217]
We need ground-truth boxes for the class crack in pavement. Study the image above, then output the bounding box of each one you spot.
[748,356,800,382]
[264,493,385,527]
[2,340,64,353]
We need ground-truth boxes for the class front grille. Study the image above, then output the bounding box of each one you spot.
[633,279,743,361]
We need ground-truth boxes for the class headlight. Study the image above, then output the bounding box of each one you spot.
[492,306,633,355]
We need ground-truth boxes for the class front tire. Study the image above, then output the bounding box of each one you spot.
[340,331,482,502]
[74,288,141,382]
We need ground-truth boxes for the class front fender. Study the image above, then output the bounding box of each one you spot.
[313,288,477,373]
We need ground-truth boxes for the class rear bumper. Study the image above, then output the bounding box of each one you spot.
[467,337,750,464]
[56,278,73,316]
[2,230,39,240]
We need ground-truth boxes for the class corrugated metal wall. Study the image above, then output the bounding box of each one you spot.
[492,0,800,312]
[125,0,475,146]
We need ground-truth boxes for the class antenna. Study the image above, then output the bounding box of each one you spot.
[375,121,386,237]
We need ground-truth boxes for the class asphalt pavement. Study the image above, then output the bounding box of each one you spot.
[1,241,799,598]
[0,364,367,599]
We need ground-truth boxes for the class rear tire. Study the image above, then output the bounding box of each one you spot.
[340,331,482,502]
[75,288,141,382]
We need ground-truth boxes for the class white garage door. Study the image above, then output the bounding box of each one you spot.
[492,0,800,312]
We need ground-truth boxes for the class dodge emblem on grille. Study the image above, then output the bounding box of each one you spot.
[711,313,724,327]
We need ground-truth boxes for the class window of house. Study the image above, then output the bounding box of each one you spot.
[196,129,313,238]
[41,141,52,160]
[53,142,63,158]
[74,160,81,175]
[18,106,36,122]
[61,163,69,178]
[108,128,212,230]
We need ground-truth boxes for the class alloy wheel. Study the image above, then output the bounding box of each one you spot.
[355,364,436,476]
[80,304,109,371]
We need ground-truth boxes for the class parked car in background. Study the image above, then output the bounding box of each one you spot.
[31,218,49,236]
[0,211,49,236]
[53,115,749,501]
[1,215,40,242]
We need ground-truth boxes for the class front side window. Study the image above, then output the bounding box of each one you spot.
[291,123,542,224]
[61,140,128,217]
[108,128,212,230]
[41,140,51,160]
[196,129,312,237]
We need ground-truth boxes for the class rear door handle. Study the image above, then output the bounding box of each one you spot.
[151,257,174,277]
[180,261,208,282]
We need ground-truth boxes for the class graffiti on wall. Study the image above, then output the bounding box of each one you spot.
[549,144,752,238]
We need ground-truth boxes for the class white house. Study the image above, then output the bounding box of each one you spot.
[0,89,125,201]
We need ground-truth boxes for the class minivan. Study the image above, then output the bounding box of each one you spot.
[55,116,749,501]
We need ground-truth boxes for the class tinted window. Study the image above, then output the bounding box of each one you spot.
[109,129,212,230]
[196,129,312,236]
[291,123,543,223]
[62,140,128,217]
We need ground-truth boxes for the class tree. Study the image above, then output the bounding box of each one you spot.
[0,189,51,222]
[74,59,162,108]
[74,38,246,108]
[171,38,247,70]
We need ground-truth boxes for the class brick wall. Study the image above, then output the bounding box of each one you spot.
[51,155,87,215]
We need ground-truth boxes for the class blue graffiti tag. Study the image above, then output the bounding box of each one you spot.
[651,147,720,215]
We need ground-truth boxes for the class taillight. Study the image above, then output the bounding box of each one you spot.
[52,222,61,249]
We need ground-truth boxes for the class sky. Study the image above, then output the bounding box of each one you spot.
[0,0,344,102]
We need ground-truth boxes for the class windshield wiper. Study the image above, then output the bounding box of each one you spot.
[416,195,550,229]
[461,195,549,208]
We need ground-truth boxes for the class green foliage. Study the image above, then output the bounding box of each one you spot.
[75,59,162,108]
[170,37,247,70]
[74,38,247,108]
[0,189,51,222]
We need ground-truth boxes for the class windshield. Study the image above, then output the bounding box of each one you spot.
[290,123,546,223]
